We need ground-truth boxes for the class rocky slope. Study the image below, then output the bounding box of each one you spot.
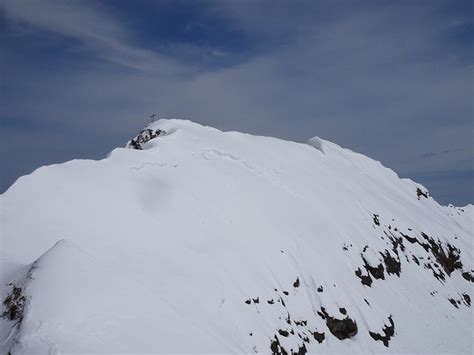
[1,119,472,354]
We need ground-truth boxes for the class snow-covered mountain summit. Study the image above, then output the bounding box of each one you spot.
[1,119,472,354]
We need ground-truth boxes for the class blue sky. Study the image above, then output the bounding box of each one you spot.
[1,0,472,205]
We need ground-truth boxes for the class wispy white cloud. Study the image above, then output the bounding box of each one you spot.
[2,0,193,73]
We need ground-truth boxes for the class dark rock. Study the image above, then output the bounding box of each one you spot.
[355,268,373,287]
[424,263,446,282]
[380,250,401,277]
[312,331,325,343]
[293,278,300,288]
[400,230,465,282]
[462,293,471,306]
[373,214,380,226]
[327,317,358,340]
[362,256,385,280]
[320,307,358,340]
[420,232,462,276]
[462,271,474,283]
[1,284,26,324]
[399,231,418,244]
[127,128,166,150]
[386,232,405,253]
[448,298,459,308]
[270,335,288,355]
[369,316,395,347]
[417,187,429,199]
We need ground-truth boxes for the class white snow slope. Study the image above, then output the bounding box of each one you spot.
[0,119,472,354]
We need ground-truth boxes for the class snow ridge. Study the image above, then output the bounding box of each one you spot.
[1,119,472,354]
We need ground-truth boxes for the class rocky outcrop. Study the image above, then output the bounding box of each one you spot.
[126,128,166,150]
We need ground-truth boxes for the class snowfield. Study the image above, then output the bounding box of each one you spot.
[0,119,472,354]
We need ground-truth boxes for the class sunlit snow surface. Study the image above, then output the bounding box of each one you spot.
[1,119,472,354]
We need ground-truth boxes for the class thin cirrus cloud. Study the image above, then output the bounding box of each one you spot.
[1,0,472,205]
[2,0,191,74]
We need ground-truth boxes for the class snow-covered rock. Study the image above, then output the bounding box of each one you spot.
[126,128,167,150]
[1,119,472,354]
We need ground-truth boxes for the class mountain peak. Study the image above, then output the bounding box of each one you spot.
[1,120,472,354]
